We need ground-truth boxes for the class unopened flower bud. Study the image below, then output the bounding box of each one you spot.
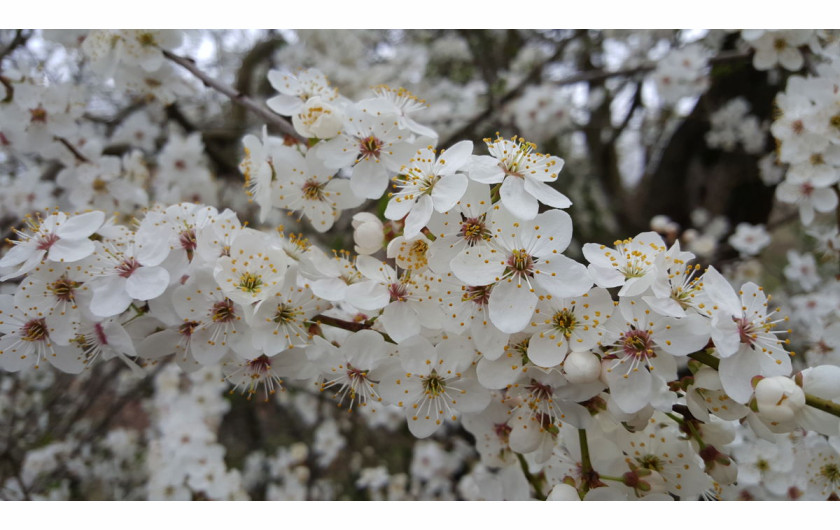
[546,483,581,501]
[352,213,384,255]
[699,445,737,485]
[754,376,805,428]
[562,351,601,384]
[622,468,667,497]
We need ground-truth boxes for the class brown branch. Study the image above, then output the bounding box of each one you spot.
[231,34,286,129]
[441,39,570,147]
[442,48,752,147]
[0,29,31,66]
[313,314,369,333]
[162,49,303,142]
[55,136,91,164]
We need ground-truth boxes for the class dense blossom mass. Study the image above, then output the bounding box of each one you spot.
[1,28,840,501]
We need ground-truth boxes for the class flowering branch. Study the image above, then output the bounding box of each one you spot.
[689,350,840,419]
[161,49,304,142]
[516,452,546,500]
[578,428,598,497]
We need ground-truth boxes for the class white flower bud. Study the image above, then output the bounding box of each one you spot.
[546,483,581,501]
[352,212,384,255]
[292,96,344,139]
[754,376,805,432]
[562,351,601,384]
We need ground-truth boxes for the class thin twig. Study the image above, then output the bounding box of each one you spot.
[55,136,91,164]
[443,49,752,147]
[0,30,31,65]
[441,39,570,147]
[516,452,546,500]
[162,49,303,142]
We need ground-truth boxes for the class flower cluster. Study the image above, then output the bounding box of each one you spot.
[2,29,840,502]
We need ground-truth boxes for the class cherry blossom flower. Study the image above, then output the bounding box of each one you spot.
[0,210,105,281]
[601,298,710,414]
[524,287,614,369]
[469,135,570,220]
[271,146,363,232]
[582,231,667,297]
[0,294,82,372]
[314,100,418,199]
[701,267,792,403]
[378,334,490,438]
[453,207,591,334]
[384,140,473,238]
[213,228,291,308]
[307,329,392,411]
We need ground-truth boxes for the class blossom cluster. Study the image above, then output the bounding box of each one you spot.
[2,29,840,501]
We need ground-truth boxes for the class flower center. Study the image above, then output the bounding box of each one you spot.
[506,248,535,278]
[346,364,369,384]
[30,106,48,123]
[48,275,80,302]
[773,38,788,52]
[552,309,576,336]
[621,329,654,360]
[137,32,157,47]
[388,282,408,302]
[273,304,302,324]
[820,463,840,486]
[116,257,141,278]
[359,135,383,160]
[21,318,49,342]
[637,454,665,472]
[736,317,757,346]
[211,299,236,323]
[493,422,512,442]
[179,228,197,252]
[237,272,263,293]
[459,215,491,246]
[248,355,273,374]
[302,179,326,201]
[92,178,109,192]
[526,379,553,402]
[37,232,59,251]
[422,370,445,397]
[462,284,492,306]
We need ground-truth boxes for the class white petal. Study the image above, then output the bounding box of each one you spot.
[344,281,389,311]
[468,155,504,184]
[431,173,468,212]
[489,280,537,333]
[534,255,592,298]
[90,277,132,317]
[403,195,434,239]
[523,179,572,209]
[436,140,473,173]
[48,238,95,263]
[380,302,421,343]
[350,160,389,199]
[384,195,415,221]
[450,246,505,286]
[55,210,104,239]
[528,333,567,368]
[125,266,170,301]
[500,177,538,220]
